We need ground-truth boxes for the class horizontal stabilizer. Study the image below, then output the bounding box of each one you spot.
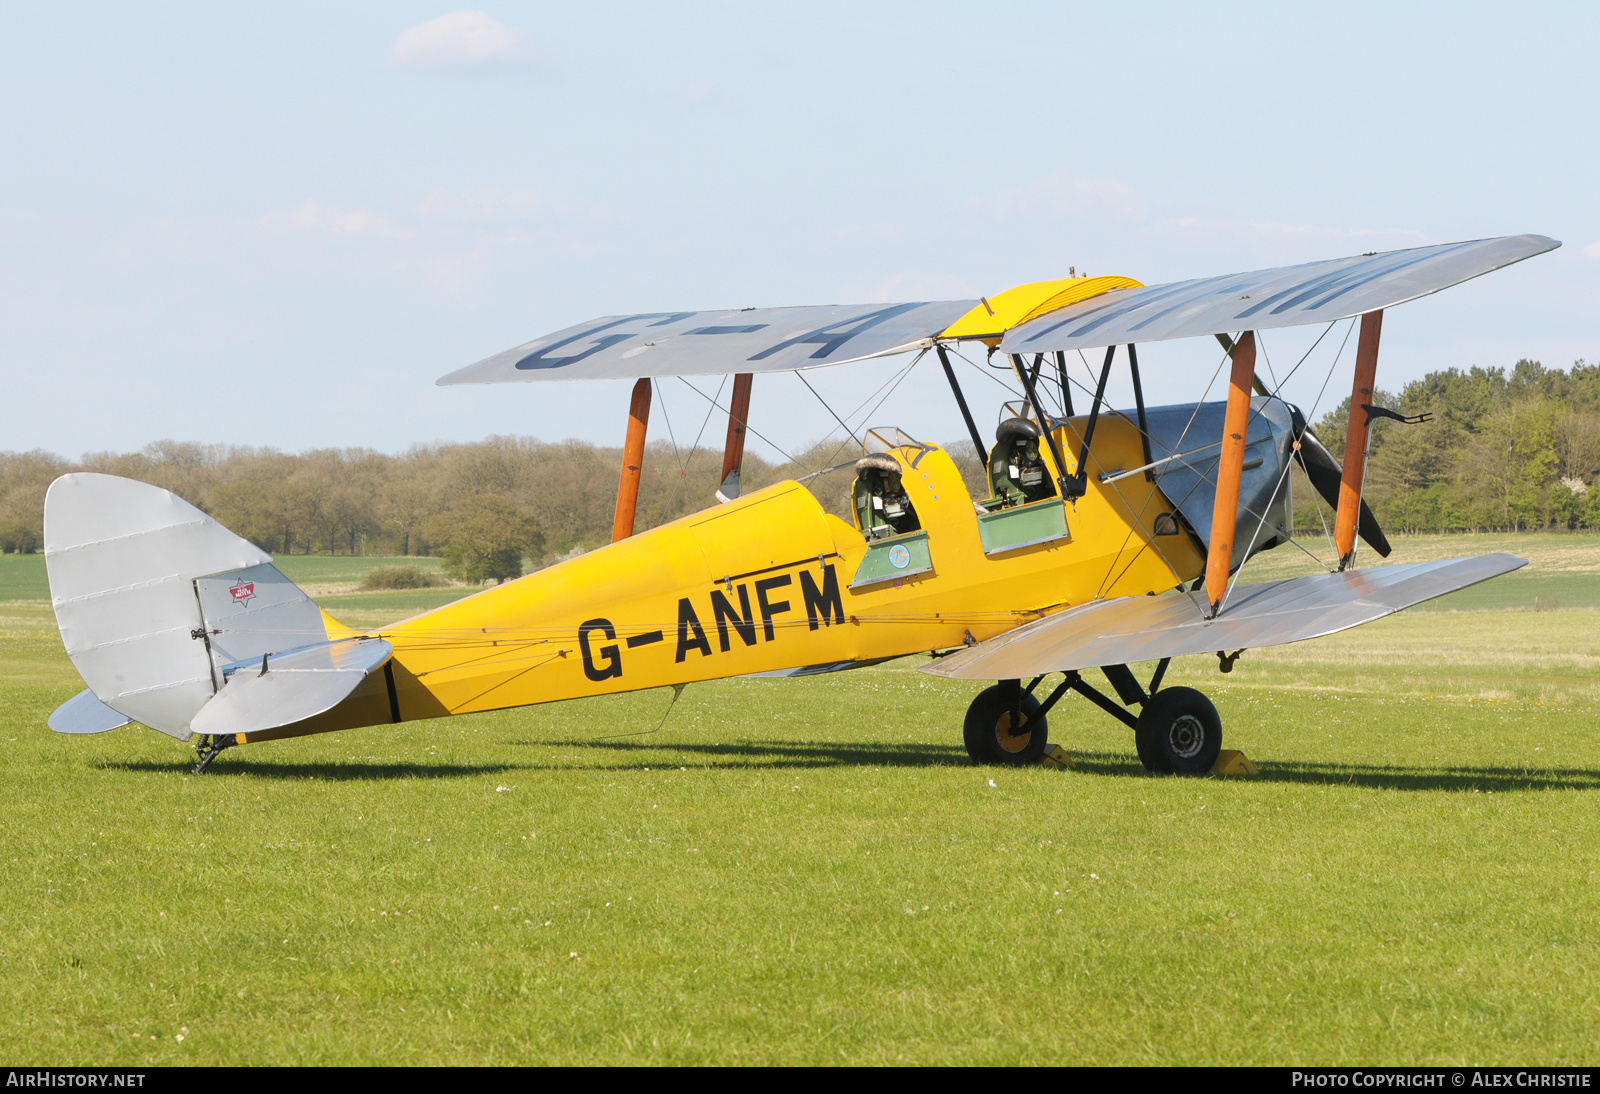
[48,689,132,735]
[923,554,1526,680]
[189,638,393,738]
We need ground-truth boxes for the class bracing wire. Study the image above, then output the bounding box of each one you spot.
[798,371,863,449]
[1097,323,1352,602]
[1217,319,1349,570]
[950,339,1224,601]
[1257,331,1283,393]
[649,374,725,527]
[654,378,683,470]
[856,348,929,431]
[1085,345,1234,595]
[588,683,687,742]
[1299,319,1358,563]
[676,352,926,483]
[1220,435,1307,608]
[815,349,928,472]
[946,341,1194,599]
[1267,319,1340,394]
[944,343,1024,400]
[648,378,686,526]
[675,377,804,470]
[681,375,728,466]
[963,331,1317,603]
[1201,326,1351,592]
[1219,317,1359,606]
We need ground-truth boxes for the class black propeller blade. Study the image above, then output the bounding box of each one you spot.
[1293,425,1392,558]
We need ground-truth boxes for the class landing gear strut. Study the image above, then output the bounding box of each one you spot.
[192,733,237,775]
[965,658,1224,775]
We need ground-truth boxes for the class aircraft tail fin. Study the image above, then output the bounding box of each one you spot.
[44,473,388,740]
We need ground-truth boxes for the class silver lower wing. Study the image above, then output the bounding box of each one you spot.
[923,554,1526,680]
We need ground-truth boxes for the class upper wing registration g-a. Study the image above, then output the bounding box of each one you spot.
[438,300,978,385]
[439,235,1559,386]
[1000,234,1560,354]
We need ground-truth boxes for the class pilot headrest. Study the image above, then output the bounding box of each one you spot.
[996,417,1041,446]
[855,453,902,475]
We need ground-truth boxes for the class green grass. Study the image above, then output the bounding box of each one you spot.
[3,535,1598,1064]
[319,589,480,628]
[0,553,51,601]
[1243,530,1600,610]
[272,554,446,587]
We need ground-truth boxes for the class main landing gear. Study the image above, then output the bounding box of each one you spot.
[963,658,1223,775]
[963,680,1049,766]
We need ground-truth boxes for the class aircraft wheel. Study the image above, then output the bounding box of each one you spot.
[963,685,1049,766]
[1135,687,1221,774]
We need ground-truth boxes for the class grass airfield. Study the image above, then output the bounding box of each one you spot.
[1,535,1597,1065]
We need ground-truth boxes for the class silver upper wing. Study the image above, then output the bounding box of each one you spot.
[999,235,1558,354]
[438,300,977,385]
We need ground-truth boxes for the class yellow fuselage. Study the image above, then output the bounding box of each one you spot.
[246,415,1203,744]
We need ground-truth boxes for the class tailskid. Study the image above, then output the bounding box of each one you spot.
[192,734,237,775]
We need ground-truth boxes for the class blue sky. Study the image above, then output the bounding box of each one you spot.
[2,3,1596,463]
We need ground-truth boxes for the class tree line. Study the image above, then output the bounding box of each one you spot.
[0,432,896,579]
[2,358,1595,574]
[1310,358,1600,534]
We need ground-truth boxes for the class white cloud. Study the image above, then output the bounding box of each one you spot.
[985,170,1148,222]
[260,200,413,239]
[418,185,543,220]
[1584,240,1600,259]
[390,12,537,70]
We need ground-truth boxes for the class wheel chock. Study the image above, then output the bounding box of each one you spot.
[1039,743,1073,769]
[1211,750,1258,776]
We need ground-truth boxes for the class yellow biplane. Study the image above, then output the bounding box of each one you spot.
[43,235,1558,774]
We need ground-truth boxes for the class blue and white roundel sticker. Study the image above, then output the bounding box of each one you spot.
[888,544,911,569]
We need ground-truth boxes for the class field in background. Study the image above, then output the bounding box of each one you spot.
[0,533,1596,1063]
[1244,530,1600,612]
[0,554,468,630]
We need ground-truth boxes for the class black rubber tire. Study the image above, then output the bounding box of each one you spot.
[963,685,1049,766]
[1134,686,1222,774]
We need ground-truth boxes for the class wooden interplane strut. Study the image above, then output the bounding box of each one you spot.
[1205,330,1257,612]
[611,378,652,542]
[1335,310,1383,569]
[718,373,753,503]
